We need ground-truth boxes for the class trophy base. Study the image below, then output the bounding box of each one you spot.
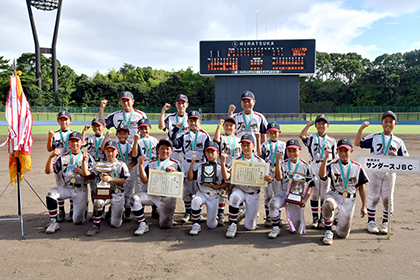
[285,193,303,205]
[94,187,112,200]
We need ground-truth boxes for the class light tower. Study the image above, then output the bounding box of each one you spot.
[26,0,63,94]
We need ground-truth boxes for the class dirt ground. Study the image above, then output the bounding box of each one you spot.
[0,132,419,280]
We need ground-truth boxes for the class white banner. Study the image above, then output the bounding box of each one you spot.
[356,154,420,175]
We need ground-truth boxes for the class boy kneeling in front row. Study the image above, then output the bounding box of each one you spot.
[319,139,369,245]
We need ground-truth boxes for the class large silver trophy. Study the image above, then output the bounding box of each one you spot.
[285,173,308,204]
[94,162,117,199]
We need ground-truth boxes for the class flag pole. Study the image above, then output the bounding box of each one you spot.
[12,59,25,238]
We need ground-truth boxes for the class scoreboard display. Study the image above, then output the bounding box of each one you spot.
[199,39,316,76]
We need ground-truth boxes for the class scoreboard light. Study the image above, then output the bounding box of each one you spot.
[199,39,316,76]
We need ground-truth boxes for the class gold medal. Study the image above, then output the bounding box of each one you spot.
[115,188,119,194]
[271,167,275,173]
[70,177,76,184]
[343,192,348,198]
[209,191,215,197]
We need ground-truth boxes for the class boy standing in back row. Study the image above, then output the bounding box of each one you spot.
[355,111,409,234]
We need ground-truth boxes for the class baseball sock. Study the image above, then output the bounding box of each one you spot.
[133,208,146,223]
[46,197,58,220]
[92,209,102,228]
[228,205,239,224]
[382,210,388,223]
[191,209,201,224]
[324,219,333,232]
[264,203,269,218]
[184,201,191,215]
[58,199,65,214]
[367,208,376,223]
[218,203,225,215]
[310,200,319,219]
[272,215,282,227]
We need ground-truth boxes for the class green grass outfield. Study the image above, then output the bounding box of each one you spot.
[1,124,419,135]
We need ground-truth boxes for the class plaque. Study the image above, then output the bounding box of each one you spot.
[201,163,217,184]
[231,159,270,187]
[94,184,112,200]
[285,173,308,204]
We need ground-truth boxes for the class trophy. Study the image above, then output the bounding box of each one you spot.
[285,173,308,204]
[94,162,116,199]
[201,162,217,185]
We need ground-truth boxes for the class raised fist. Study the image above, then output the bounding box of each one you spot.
[48,130,54,138]
[361,121,370,129]
[134,134,140,141]
[83,125,90,131]
[100,100,108,109]
[220,152,228,163]
[163,103,171,111]
[307,121,314,127]
[229,104,236,113]
[219,119,225,126]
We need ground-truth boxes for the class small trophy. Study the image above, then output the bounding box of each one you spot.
[201,162,217,184]
[94,162,115,199]
[285,173,308,204]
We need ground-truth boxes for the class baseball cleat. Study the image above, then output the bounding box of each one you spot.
[311,217,319,229]
[380,222,388,235]
[181,213,191,223]
[268,226,281,239]
[323,230,334,245]
[45,218,60,234]
[264,217,273,228]
[189,223,201,235]
[366,221,379,234]
[134,221,149,236]
[123,207,132,222]
[226,223,237,238]
[57,212,65,223]
[217,213,225,227]
[87,225,101,236]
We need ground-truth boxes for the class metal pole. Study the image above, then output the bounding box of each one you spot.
[26,0,42,90]
[16,156,25,238]
[51,0,63,95]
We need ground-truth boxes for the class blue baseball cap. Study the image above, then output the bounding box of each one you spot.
[267,121,280,132]
[382,110,397,121]
[241,90,255,100]
[120,91,134,100]
[205,141,219,151]
[240,133,255,144]
[116,124,130,133]
[224,116,236,124]
[188,110,201,119]
[138,118,151,128]
[315,114,329,124]
[91,117,105,126]
[104,140,119,150]
[68,131,82,141]
[286,139,301,149]
[57,111,71,120]
[156,137,173,149]
[337,138,353,150]
[176,94,188,103]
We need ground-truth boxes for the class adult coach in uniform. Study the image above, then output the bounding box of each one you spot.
[99,91,147,144]
[228,90,268,145]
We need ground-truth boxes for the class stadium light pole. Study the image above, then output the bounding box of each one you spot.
[26,0,63,96]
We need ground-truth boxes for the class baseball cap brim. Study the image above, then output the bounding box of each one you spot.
[104,145,118,150]
[176,97,188,102]
[267,127,280,132]
[58,115,71,120]
[315,117,329,123]
[241,96,254,100]
[157,139,173,148]
[286,145,301,149]
[240,139,254,144]
[138,123,151,127]
[69,136,82,141]
[205,146,218,151]
[337,144,352,150]
[92,121,104,126]
[188,115,200,119]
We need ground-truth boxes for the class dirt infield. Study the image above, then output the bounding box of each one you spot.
[0,133,419,280]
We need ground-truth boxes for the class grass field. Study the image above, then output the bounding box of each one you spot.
[1,124,419,136]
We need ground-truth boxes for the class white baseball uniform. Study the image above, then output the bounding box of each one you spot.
[104,109,147,144]
[230,111,268,139]
[116,141,136,208]
[135,135,158,192]
[164,112,189,163]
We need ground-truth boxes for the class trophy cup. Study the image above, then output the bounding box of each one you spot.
[285,173,308,204]
[94,162,115,199]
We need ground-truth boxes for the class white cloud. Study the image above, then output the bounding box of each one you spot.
[363,0,420,16]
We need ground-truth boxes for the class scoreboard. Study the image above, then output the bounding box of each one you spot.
[199,39,316,76]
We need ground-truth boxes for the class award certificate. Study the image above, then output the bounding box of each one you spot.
[147,169,184,198]
[231,159,270,187]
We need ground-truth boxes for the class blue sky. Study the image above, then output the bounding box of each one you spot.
[0,0,419,75]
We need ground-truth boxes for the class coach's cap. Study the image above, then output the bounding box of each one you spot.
[116,124,130,133]
[224,116,236,124]
[68,131,82,141]
[205,141,219,151]
[315,114,329,124]
[104,140,118,150]
[241,90,255,100]
[137,118,151,128]
[156,137,173,149]
[337,138,353,150]
[91,117,105,126]
[57,111,71,120]
[382,110,397,121]
[176,94,188,103]
[188,110,201,119]
[120,91,134,100]
[286,139,301,149]
[240,133,255,144]
[267,121,280,132]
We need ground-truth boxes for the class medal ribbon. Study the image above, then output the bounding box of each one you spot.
[316,133,326,160]
[141,135,152,159]
[106,159,120,178]
[176,113,186,133]
[117,142,129,163]
[242,153,255,162]
[225,134,235,157]
[59,129,70,152]
[287,158,301,179]
[68,151,82,173]
[94,134,104,159]
[269,140,279,166]
[338,159,351,193]
[157,158,170,171]
[189,130,199,152]
[123,110,134,126]
[242,111,254,132]
[381,132,393,155]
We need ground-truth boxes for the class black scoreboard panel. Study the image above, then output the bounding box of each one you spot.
[200,39,315,76]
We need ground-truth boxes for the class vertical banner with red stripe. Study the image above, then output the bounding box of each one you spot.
[0,75,33,184]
